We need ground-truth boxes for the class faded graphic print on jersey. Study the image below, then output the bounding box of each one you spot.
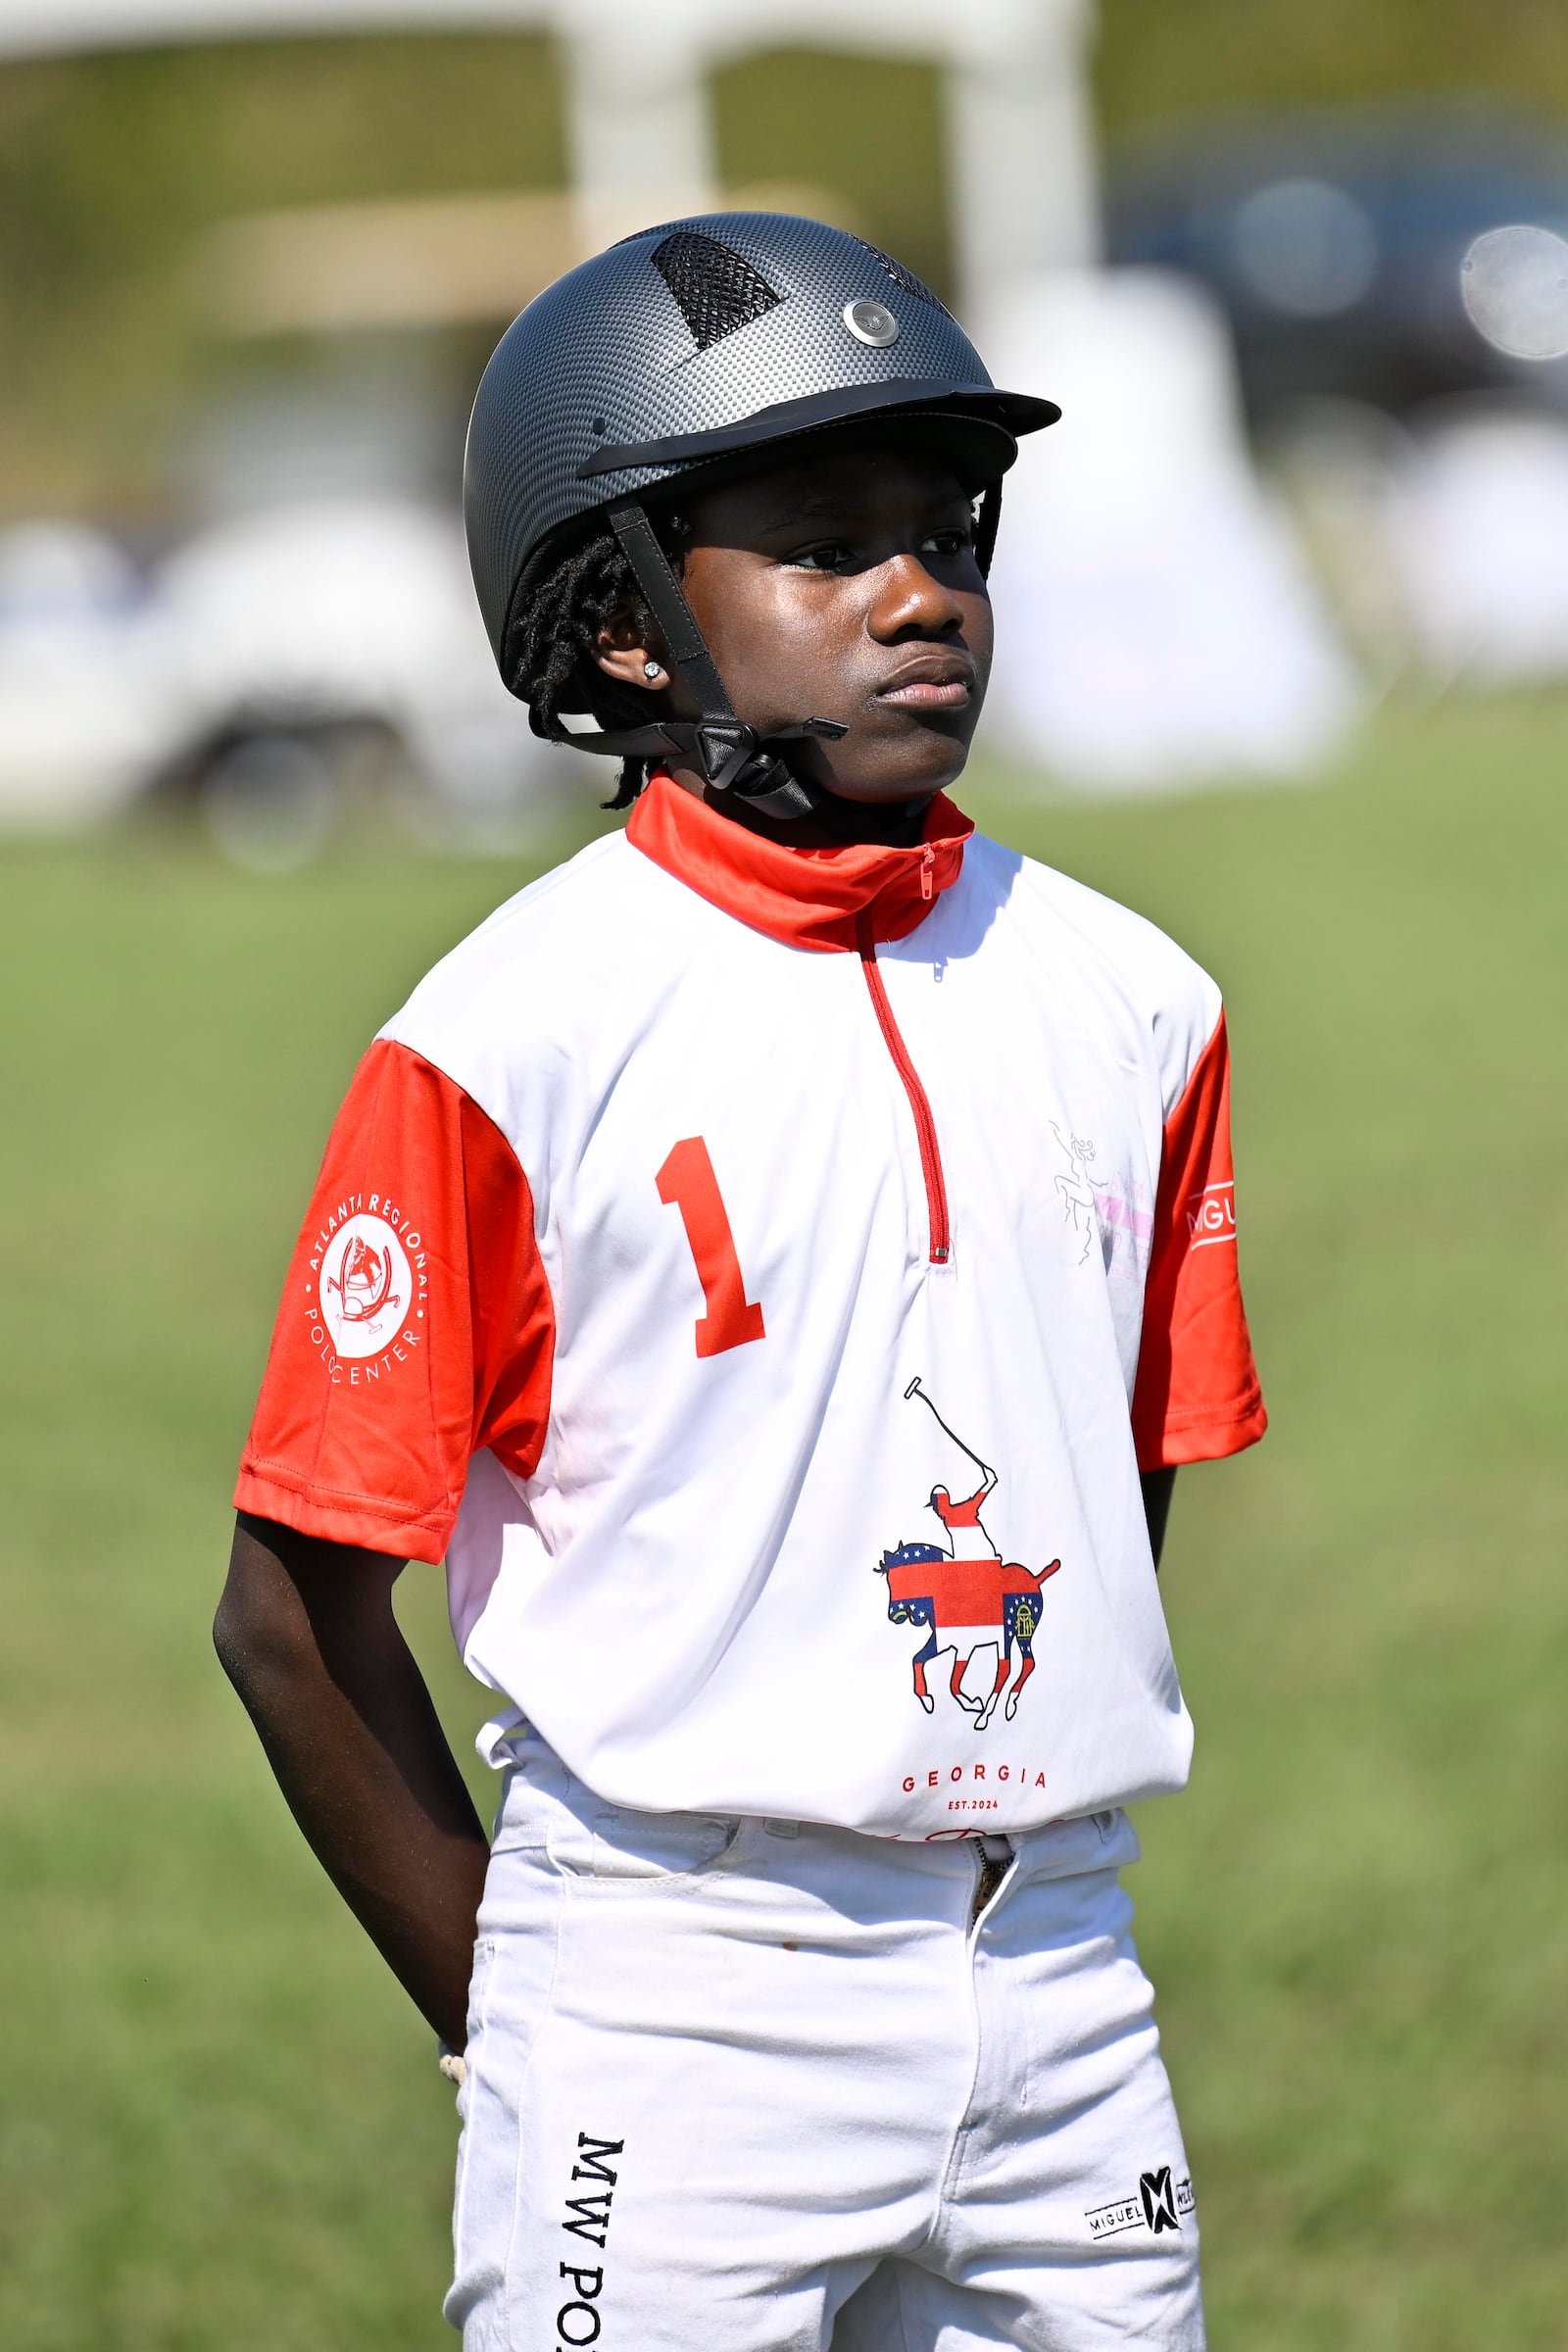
[875,1380,1062,1731]
[1051,1120,1108,1265]
[1051,1119,1154,1276]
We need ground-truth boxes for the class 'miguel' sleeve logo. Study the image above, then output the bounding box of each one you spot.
[1184,1179,1236,1249]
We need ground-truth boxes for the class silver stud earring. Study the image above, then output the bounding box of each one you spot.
[643,660,662,680]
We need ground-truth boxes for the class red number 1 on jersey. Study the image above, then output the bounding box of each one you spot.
[657,1137,766,1358]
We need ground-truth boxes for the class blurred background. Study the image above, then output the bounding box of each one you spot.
[1,3,1564,2346]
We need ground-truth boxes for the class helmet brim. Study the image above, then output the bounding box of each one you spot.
[575,377,1059,486]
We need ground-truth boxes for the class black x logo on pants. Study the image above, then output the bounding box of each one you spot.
[1140,2167,1180,2232]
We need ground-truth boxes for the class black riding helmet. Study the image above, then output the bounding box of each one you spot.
[465,212,1060,819]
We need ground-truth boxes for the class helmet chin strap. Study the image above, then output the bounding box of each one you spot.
[556,500,843,822]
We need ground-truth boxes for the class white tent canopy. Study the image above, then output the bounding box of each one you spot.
[0,0,1099,316]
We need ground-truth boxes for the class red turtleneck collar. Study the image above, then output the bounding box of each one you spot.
[624,770,973,953]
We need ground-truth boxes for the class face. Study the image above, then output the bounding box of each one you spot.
[594,442,992,831]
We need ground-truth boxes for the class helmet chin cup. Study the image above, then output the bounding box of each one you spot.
[557,709,844,821]
[729,716,847,816]
[697,714,850,808]
[724,720,847,819]
[697,724,815,819]
[725,757,818,821]
[693,720,759,791]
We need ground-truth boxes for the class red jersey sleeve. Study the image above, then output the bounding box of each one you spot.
[234,1039,555,1563]
[1131,1011,1266,1472]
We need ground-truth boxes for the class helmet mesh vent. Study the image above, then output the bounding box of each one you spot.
[858,239,945,312]
[651,230,782,351]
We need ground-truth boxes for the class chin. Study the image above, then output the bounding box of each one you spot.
[813,709,974,806]
[822,748,971,806]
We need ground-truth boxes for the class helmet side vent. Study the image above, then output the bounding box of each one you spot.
[651,230,782,351]
[858,239,946,313]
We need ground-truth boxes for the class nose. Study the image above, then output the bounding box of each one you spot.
[866,551,966,643]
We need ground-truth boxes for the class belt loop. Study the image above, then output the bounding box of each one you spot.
[762,1818,801,1839]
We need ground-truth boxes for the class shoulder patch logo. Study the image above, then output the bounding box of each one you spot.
[303,1195,428,1385]
[321,1214,411,1358]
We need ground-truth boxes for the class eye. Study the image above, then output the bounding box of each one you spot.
[919,523,975,560]
[785,539,856,572]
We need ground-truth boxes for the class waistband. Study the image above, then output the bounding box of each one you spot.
[479,1716,1141,1885]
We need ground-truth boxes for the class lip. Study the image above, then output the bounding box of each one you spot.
[874,651,976,710]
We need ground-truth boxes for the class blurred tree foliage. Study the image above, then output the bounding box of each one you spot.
[1097,0,1568,143]
[0,30,951,525]
[712,47,950,300]
[3,10,1568,521]
[0,34,564,518]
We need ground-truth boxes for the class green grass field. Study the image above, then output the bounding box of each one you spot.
[2,698,1565,2349]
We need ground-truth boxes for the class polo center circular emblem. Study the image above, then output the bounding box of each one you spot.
[844,298,899,347]
[320,1213,412,1359]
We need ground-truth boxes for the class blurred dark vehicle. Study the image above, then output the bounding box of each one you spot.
[1107,107,1568,421]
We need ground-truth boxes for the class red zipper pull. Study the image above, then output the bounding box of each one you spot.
[920,845,935,901]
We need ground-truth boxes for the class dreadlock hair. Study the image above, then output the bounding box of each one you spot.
[503,512,690,811]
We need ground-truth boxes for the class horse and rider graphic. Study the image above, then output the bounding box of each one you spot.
[328,1234,402,1327]
[876,1380,1061,1731]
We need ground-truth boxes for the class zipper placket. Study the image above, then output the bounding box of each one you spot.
[855,908,952,1266]
[968,1836,1010,1929]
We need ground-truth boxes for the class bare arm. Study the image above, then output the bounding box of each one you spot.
[1140,1467,1177,1570]
[214,1511,490,2051]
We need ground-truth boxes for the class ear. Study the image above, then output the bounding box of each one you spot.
[593,603,669,693]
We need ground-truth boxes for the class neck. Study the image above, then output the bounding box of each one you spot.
[662,763,934,851]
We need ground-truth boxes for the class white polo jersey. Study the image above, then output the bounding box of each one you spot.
[237,774,1264,1838]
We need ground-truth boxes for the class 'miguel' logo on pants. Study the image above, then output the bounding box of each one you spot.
[876,1380,1062,1731]
[1085,2166,1195,2240]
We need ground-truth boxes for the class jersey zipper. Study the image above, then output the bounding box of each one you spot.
[856,908,952,1266]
